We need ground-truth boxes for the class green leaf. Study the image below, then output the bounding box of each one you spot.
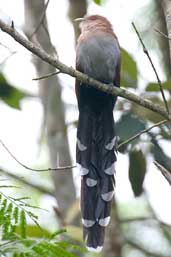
[16,225,50,238]
[32,241,78,257]
[115,112,146,151]
[13,207,19,224]
[0,73,27,109]
[129,150,146,196]
[93,0,103,5]
[146,81,171,91]
[6,202,13,214]
[20,210,26,238]
[121,49,138,88]
[50,229,67,240]
[57,241,86,253]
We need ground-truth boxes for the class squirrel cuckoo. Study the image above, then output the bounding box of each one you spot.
[75,15,121,252]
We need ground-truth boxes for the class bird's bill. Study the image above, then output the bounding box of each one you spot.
[74,17,85,22]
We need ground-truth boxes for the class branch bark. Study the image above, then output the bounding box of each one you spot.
[0,167,54,196]
[0,18,170,120]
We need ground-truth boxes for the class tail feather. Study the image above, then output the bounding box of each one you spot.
[81,176,97,221]
[85,224,105,252]
[77,103,116,251]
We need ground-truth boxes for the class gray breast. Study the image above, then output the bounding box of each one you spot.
[77,35,120,83]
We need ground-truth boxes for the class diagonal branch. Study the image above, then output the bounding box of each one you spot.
[132,22,170,115]
[0,167,54,196]
[126,238,169,257]
[0,18,170,120]
[154,160,171,185]
[32,70,61,81]
[117,119,168,149]
[154,28,171,40]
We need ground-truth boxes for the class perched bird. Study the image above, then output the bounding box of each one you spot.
[75,15,121,252]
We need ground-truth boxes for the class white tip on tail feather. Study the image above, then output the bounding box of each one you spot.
[86,178,97,187]
[82,219,95,227]
[86,246,103,252]
[99,216,111,227]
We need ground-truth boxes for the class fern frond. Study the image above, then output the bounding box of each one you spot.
[49,229,67,239]
[0,182,82,257]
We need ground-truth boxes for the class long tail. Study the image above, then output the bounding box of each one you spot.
[76,104,117,252]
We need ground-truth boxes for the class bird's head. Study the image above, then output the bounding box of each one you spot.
[75,15,113,34]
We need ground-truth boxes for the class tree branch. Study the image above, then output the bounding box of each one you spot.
[0,18,170,120]
[117,119,168,149]
[0,167,54,196]
[0,139,76,172]
[154,160,171,185]
[32,70,61,81]
[126,238,169,257]
[144,189,171,242]
[154,28,171,40]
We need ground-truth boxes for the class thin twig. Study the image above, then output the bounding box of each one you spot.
[125,238,169,257]
[0,167,54,195]
[117,119,168,149]
[32,70,60,81]
[0,18,170,120]
[120,216,171,229]
[154,28,171,40]
[0,139,76,172]
[132,22,170,115]
[0,51,17,66]
[29,0,50,39]
[144,190,171,242]
[0,42,15,52]
[0,42,17,66]
[120,216,152,223]
[154,160,171,185]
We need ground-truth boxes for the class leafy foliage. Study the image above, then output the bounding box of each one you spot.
[0,193,28,241]
[115,44,171,194]
[0,189,81,257]
[0,73,27,109]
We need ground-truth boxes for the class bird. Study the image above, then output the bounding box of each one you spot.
[75,15,121,252]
